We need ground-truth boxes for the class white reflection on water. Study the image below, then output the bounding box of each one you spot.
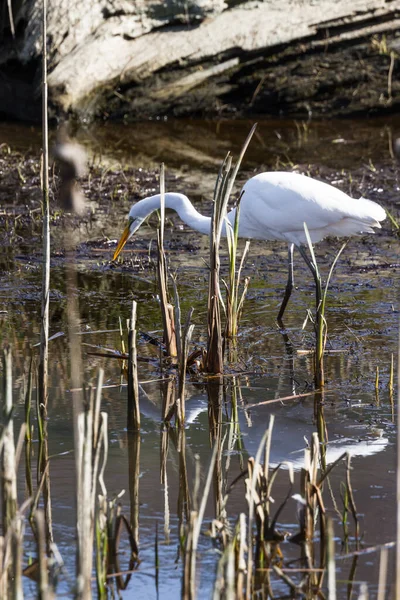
[139,387,390,471]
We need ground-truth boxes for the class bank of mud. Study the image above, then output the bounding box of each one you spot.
[1,140,399,280]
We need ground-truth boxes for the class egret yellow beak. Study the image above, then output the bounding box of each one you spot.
[113,223,132,260]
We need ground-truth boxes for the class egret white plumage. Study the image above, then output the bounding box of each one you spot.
[113,171,386,319]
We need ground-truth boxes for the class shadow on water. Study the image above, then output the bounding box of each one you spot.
[1,116,399,597]
[2,114,400,173]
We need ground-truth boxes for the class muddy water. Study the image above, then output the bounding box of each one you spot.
[1,117,399,598]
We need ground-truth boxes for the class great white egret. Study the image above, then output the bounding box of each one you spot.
[113,171,386,319]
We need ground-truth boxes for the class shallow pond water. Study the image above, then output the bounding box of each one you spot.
[1,116,399,598]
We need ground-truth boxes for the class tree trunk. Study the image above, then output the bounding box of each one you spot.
[1,0,400,121]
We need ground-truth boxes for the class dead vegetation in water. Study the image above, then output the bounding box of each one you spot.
[2,349,394,598]
[1,100,399,597]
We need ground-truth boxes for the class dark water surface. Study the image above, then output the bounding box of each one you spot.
[1,117,399,598]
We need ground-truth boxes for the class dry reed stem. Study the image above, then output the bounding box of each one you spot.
[36,509,55,599]
[76,411,94,598]
[170,274,183,361]
[389,352,394,396]
[160,430,171,542]
[237,513,247,599]
[346,454,360,543]
[93,369,104,450]
[206,124,257,372]
[225,200,250,341]
[326,517,336,600]
[245,416,275,600]
[176,429,191,526]
[396,326,400,599]
[2,347,17,534]
[128,431,141,545]
[377,546,388,600]
[0,537,6,598]
[183,442,218,599]
[162,378,175,422]
[25,355,33,443]
[213,512,247,599]
[177,310,195,426]
[272,565,299,594]
[39,0,50,412]
[9,514,24,599]
[76,378,106,598]
[157,164,177,357]
[36,435,54,555]
[127,301,140,431]
[206,153,232,374]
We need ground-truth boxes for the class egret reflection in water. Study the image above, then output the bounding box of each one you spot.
[137,386,388,470]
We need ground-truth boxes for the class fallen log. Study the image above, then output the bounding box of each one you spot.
[1,0,399,121]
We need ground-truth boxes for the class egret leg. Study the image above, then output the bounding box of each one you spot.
[297,244,322,310]
[277,243,295,323]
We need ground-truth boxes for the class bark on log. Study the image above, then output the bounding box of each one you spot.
[1,0,400,121]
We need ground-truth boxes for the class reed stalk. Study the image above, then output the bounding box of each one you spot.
[303,225,346,388]
[206,152,230,373]
[177,310,195,427]
[11,514,24,600]
[39,0,50,412]
[160,429,171,542]
[175,429,191,532]
[2,347,17,533]
[377,546,388,600]
[76,371,106,598]
[171,274,183,362]
[389,353,394,397]
[182,442,218,599]
[245,416,275,599]
[345,453,359,544]
[397,330,400,599]
[128,431,141,545]
[36,509,54,600]
[0,537,5,598]
[206,125,256,373]
[36,0,55,558]
[225,200,251,341]
[95,413,109,600]
[127,301,140,431]
[157,164,177,358]
[326,518,336,600]
[1,347,24,598]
